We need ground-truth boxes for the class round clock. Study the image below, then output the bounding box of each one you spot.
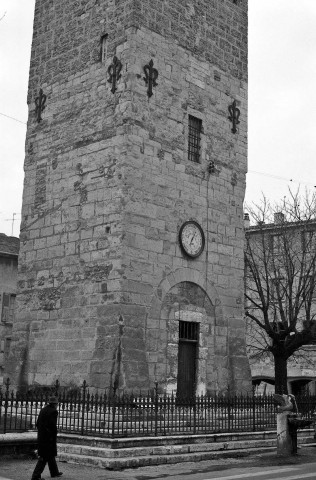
[179,221,205,258]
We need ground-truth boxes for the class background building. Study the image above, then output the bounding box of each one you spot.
[0,234,19,385]
[7,0,251,394]
[245,214,316,395]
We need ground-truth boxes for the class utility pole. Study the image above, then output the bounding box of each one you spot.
[5,213,17,236]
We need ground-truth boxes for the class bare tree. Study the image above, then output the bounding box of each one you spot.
[245,189,316,394]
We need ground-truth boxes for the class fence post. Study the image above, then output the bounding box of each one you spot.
[193,395,197,435]
[252,388,256,432]
[154,381,158,436]
[54,379,60,397]
[81,380,87,435]
[227,387,231,432]
[4,378,10,434]
[111,393,116,439]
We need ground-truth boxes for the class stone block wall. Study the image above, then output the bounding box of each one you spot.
[7,0,251,393]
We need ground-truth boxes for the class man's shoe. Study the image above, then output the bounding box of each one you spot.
[52,474,63,478]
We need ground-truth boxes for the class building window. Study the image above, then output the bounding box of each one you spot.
[4,338,11,357]
[270,277,284,304]
[302,230,316,253]
[303,275,316,299]
[100,34,108,62]
[188,115,202,163]
[271,234,283,256]
[1,293,16,323]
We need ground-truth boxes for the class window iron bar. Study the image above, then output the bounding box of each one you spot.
[188,115,202,163]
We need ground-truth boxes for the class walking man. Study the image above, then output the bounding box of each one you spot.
[31,396,63,479]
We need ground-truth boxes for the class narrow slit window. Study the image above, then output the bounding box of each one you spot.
[188,115,202,163]
[100,34,108,63]
[1,293,16,323]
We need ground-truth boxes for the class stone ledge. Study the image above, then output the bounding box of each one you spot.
[0,432,36,444]
[0,432,37,457]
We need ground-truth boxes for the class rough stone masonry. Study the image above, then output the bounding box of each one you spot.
[7,0,251,394]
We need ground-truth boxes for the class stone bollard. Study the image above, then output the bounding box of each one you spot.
[274,394,313,455]
[276,410,293,455]
[274,394,295,456]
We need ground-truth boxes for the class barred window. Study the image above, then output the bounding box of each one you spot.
[179,321,199,342]
[188,115,202,163]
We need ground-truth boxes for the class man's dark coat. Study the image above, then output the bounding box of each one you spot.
[36,404,58,458]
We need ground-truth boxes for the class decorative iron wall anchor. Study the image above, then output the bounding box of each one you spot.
[35,88,47,123]
[107,56,122,93]
[143,59,158,98]
[228,100,240,134]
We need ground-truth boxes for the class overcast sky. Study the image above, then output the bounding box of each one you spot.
[1,0,316,237]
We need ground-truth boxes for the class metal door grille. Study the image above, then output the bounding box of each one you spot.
[188,115,202,163]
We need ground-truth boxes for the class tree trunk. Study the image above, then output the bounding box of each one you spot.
[274,353,288,394]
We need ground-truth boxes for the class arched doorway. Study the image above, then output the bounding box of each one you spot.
[146,267,251,395]
[160,281,217,395]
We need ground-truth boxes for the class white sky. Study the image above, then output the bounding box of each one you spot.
[1,0,316,237]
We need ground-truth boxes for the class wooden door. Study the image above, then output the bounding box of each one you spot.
[177,340,197,398]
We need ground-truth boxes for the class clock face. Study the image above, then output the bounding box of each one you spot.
[179,221,205,258]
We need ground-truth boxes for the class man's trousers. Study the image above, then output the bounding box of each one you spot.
[31,456,59,479]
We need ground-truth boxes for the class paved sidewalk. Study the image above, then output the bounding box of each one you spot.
[1,448,316,480]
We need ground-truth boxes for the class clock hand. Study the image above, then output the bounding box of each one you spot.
[190,232,196,245]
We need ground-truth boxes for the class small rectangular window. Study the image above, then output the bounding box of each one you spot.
[188,115,202,163]
[100,34,108,62]
[1,293,16,323]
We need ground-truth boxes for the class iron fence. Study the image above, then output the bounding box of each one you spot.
[1,379,315,438]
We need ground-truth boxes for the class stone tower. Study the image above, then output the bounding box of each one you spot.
[8,0,251,394]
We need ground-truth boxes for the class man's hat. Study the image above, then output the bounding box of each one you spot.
[49,396,59,404]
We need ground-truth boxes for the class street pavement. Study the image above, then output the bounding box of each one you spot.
[151,464,316,479]
[1,448,316,480]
